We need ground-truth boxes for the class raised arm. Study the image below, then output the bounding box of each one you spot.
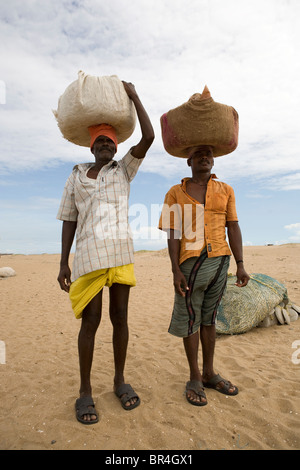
[122,81,155,159]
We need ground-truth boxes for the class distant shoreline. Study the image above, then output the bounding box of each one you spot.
[1,243,299,257]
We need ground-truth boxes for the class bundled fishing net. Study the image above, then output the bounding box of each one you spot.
[216,273,289,335]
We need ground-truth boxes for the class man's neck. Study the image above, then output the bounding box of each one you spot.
[191,171,211,185]
[86,157,114,179]
[93,156,114,171]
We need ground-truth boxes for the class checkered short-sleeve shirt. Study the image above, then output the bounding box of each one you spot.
[57,150,143,281]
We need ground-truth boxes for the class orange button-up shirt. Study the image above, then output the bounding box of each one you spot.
[158,174,238,265]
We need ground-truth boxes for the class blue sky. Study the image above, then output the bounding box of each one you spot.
[0,0,300,254]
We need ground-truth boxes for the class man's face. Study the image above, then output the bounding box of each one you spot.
[92,135,116,160]
[187,146,214,171]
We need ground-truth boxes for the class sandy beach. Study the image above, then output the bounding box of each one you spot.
[0,244,299,451]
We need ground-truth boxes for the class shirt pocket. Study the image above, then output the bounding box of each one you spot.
[98,173,128,204]
[212,193,227,212]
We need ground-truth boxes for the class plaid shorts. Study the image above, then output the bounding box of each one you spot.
[169,250,230,337]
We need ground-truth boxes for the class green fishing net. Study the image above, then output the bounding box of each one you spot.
[216,273,288,335]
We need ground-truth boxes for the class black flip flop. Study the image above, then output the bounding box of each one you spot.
[185,380,207,406]
[75,396,99,425]
[203,374,238,395]
[115,384,140,410]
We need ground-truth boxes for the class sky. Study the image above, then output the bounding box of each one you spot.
[0,0,300,255]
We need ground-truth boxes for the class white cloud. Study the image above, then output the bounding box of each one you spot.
[284,222,300,242]
[266,173,300,191]
[1,0,299,254]
[0,0,300,189]
[0,197,61,211]
[285,223,300,230]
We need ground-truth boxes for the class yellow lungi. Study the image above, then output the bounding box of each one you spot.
[69,264,136,319]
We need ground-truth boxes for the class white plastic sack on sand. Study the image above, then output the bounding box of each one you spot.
[0,267,16,278]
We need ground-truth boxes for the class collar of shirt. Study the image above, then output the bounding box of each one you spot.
[180,173,218,189]
[76,160,118,173]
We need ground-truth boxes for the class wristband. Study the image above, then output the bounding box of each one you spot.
[236,260,244,264]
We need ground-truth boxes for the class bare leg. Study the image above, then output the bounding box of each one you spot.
[201,324,237,393]
[109,283,138,408]
[183,332,207,404]
[77,289,102,422]
[201,324,216,379]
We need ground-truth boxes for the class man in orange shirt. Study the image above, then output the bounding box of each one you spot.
[159,145,249,406]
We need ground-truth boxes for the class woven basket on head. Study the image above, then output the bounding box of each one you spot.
[160,86,239,158]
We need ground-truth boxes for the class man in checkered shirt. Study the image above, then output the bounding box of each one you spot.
[57,82,154,424]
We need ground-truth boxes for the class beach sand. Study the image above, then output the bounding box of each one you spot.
[0,244,299,450]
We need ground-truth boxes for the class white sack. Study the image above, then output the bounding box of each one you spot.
[53,71,136,147]
[0,267,16,278]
